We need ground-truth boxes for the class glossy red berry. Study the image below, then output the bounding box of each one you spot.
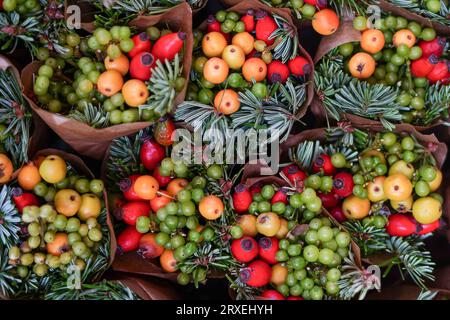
[249,184,262,197]
[231,236,258,263]
[267,60,290,83]
[287,296,304,300]
[130,52,155,81]
[207,15,221,33]
[282,164,307,186]
[154,117,176,146]
[153,167,172,187]
[288,56,311,77]
[260,290,285,300]
[11,188,39,213]
[318,192,339,209]
[258,237,279,264]
[255,10,277,45]
[240,260,272,287]
[116,201,151,226]
[119,175,143,201]
[151,32,186,62]
[232,184,253,213]
[117,226,143,253]
[140,139,165,171]
[330,206,346,223]
[313,154,335,175]
[427,60,450,83]
[305,0,328,8]
[417,219,440,235]
[332,172,354,198]
[411,54,438,77]
[271,188,288,205]
[419,37,446,58]
[129,32,151,58]
[386,214,416,237]
[241,9,255,32]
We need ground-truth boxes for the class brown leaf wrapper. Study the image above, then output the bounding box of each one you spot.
[108,272,183,300]
[312,11,449,132]
[32,149,116,279]
[22,2,193,160]
[213,0,314,119]
[280,124,448,265]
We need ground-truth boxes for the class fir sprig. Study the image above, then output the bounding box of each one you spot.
[315,53,406,130]
[384,236,435,290]
[343,220,390,256]
[106,127,151,189]
[45,279,140,300]
[289,140,323,171]
[67,104,110,128]
[0,12,41,54]
[0,243,20,298]
[329,0,370,17]
[0,186,21,248]
[0,67,32,167]
[270,14,299,63]
[338,251,381,300]
[140,54,183,117]
[231,81,306,144]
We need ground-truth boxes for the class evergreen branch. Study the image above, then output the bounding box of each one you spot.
[417,289,438,300]
[0,12,41,55]
[423,82,450,125]
[0,64,32,168]
[289,140,323,171]
[385,236,435,290]
[67,104,110,128]
[0,186,21,248]
[106,127,151,189]
[45,278,140,300]
[270,14,299,63]
[343,220,390,256]
[338,251,381,300]
[140,54,183,117]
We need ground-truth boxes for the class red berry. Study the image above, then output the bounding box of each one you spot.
[313,154,335,175]
[411,54,438,77]
[260,290,285,300]
[417,219,440,235]
[231,236,258,263]
[287,296,304,300]
[140,139,165,171]
[288,56,311,77]
[138,234,164,259]
[419,37,446,58]
[117,226,143,253]
[282,164,307,186]
[249,184,262,197]
[258,237,279,264]
[240,260,272,287]
[241,9,255,32]
[151,32,186,62]
[330,206,346,222]
[128,32,151,58]
[267,60,290,83]
[427,60,450,83]
[318,192,339,209]
[116,201,151,226]
[386,214,417,237]
[153,167,172,187]
[232,184,253,213]
[255,10,277,45]
[207,15,221,33]
[130,52,155,81]
[154,117,176,146]
[11,188,39,214]
[332,172,354,198]
[119,175,143,201]
[271,188,288,205]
